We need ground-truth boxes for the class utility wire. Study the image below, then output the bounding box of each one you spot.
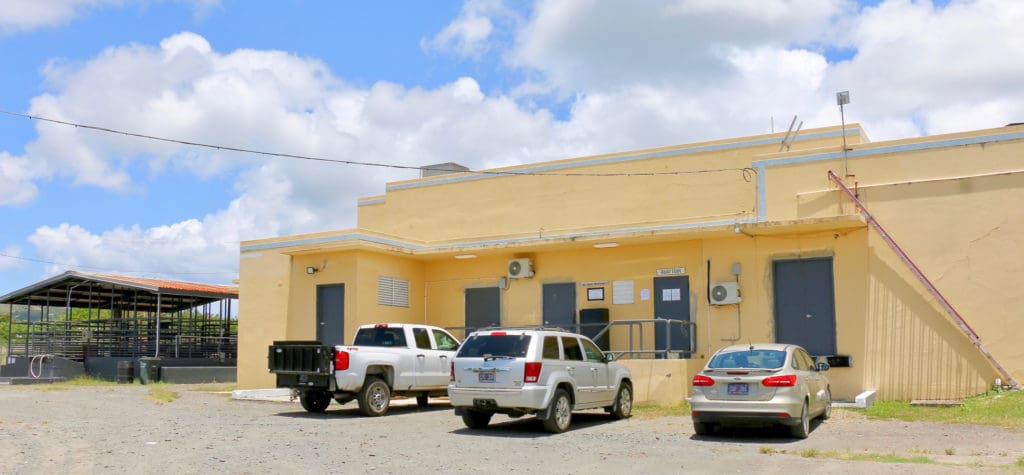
[0,108,758,180]
[0,251,236,276]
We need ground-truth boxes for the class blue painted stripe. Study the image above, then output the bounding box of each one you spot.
[387,128,860,192]
[241,217,761,253]
[241,233,426,252]
[358,198,385,207]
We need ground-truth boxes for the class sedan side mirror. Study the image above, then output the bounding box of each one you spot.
[817,362,830,372]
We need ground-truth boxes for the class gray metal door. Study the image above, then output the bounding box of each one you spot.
[773,257,837,356]
[316,284,345,348]
[542,283,576,330]
[654,276,691,356]
[465,287,501,332]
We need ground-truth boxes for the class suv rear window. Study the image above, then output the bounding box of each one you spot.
[353,327,408,347]
[457,334,532,358]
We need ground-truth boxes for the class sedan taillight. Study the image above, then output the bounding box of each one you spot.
[762,374,797,387]
[692,374,715,387]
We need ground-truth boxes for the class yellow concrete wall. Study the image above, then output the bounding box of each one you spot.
[237,125,1023,402]
[237,250,292,389]
[358,126,862,242]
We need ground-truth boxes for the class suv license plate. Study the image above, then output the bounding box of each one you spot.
[478,372,496,383]
[727,383,749,395]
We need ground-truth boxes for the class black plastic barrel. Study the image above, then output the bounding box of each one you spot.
[117,360,134,384]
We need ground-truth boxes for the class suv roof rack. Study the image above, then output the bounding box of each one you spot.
[475,326,572,333]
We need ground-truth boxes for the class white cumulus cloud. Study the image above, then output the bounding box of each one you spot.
[0,0,221,34]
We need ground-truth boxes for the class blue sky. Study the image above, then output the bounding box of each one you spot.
[1,0,1021,294]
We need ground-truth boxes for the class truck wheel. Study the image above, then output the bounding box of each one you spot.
[609,382,633,420]
[299,390,330,413]
[541,388,572,433]
[357,377,391,417]
[461,409,493,429]
[416,394,429,408]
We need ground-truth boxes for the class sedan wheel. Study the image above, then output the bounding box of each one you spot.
[821,388,832,420]
[789,400,810,439]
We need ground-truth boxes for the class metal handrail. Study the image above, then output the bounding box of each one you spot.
[445,318,696,360]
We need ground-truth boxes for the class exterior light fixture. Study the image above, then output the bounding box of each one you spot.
[454,254,477,259]
[734,223,741,234]
[593,242,619,249]
[306,266,318,275]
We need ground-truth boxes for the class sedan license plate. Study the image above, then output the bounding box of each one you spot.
[727,383,749,395]
[478,372,496,383]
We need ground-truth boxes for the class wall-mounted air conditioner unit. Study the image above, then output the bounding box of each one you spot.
[507,258,534,279]
[709,282,740,305]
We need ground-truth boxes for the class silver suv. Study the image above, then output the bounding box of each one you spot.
[448,327,633,433]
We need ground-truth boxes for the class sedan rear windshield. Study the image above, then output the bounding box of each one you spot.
[708,349,786,369]
[457,334,532,358]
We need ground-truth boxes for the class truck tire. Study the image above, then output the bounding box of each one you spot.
[541,388,572,433]
[461,409,493,429]
[299,390,331,413]
[357,376,391,417]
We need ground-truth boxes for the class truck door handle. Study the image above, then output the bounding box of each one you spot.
[417,354,425,358]
[567,367,575,373]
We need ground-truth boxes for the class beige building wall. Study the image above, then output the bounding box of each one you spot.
[237,124,1024,401]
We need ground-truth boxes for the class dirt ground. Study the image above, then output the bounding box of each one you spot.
[1,385,1022,474]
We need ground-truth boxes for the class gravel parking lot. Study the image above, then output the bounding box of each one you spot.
[1,384,1022,474]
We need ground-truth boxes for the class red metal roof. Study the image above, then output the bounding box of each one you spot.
[92,274,239,297]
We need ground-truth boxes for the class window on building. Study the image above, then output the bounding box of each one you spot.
[378,276,410,307]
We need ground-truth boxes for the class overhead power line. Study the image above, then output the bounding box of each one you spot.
[0,251,236,276]
[0,108,758,180]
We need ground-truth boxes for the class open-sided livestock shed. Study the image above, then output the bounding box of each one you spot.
[0,271,238,383]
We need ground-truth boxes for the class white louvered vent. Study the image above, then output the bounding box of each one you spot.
[378,276,410,307]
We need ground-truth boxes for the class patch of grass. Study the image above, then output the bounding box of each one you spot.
[799,449,820,458]
[944,448,955,456]
[633,401,690,419]
[800,450,938,465]
[758,447,778,455]
[864,390,1024,429]
[188,384,236,393]
[147,383,180,404]
[1016,456,1024,468]
[32,375,119,390]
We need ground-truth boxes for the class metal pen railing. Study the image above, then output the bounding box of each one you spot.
[446,318,696,360]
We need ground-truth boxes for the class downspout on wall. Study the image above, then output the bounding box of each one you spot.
[828,170,1018,389]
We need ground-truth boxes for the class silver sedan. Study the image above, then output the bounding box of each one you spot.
[690,343,831,438]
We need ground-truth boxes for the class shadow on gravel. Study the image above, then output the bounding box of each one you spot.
[452,412,620,438]
[274,402,451,419]
[690,418,826,444]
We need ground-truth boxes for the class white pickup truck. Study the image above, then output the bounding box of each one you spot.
[267,323,461,416]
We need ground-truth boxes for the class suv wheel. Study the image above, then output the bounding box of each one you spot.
[357,376,391,417]
[542,388,572,433]
[461,409,493,429]
[609,382,633,420]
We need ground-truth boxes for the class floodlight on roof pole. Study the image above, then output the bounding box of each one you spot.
[837,91,851,177]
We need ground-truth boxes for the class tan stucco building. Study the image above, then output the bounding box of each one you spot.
[238,123,1024,404]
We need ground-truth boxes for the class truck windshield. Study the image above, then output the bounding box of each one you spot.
[353,328,408,347]
[457,334,531,358]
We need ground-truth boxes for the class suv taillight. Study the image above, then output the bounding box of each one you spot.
[450,361,455,382]
[524,362,542,383]
[334,350,349,371]
[692,374,715,386]
[762,374,797,387]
